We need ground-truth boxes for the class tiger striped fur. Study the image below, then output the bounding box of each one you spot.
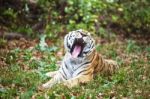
[42,29,119,89]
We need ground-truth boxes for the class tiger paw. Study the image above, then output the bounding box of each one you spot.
[42,83,53,89]
[37,85,46,91]
[63,80,75,88]
[45,72,53,77]
[45,71,57,77]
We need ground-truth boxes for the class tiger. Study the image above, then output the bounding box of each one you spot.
[41,29,119,89]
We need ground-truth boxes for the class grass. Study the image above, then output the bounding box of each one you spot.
[0,35,150,99]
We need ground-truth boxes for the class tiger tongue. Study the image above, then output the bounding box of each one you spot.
[72,45,81,58]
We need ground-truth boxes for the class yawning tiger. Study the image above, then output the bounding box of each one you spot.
[42,29,119,89]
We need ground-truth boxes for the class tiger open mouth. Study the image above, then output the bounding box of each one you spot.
[71,38,86,58]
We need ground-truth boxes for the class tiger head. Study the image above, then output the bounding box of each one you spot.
[64,29,95,58]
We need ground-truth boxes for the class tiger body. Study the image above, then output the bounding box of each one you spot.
[42,29,118,89]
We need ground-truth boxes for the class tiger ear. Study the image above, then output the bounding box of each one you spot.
[64,34,70,51]
[64,34,67,48]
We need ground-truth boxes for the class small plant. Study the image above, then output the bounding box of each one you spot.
[36,35,58,52]
[0,39,7,48]
[126,40,141,53]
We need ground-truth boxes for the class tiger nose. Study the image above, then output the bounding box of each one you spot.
[77,33,82,38]
[83,37,86,41]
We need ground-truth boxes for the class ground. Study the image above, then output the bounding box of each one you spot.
[0,34,150,99]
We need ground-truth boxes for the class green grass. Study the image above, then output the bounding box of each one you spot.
[0,38,150,99]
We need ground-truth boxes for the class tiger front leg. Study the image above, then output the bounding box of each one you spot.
[42,78,56,89]
[45,71,58,78]
[42,72,64,89]
[63,75,93,88]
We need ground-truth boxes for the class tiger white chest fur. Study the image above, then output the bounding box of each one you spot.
[59,52,94,79]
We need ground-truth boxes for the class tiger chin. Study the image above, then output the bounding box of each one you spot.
[41,29,119,89]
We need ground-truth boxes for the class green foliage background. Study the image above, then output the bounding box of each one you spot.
[1,0,150,38]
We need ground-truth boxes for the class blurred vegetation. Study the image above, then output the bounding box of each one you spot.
[0,0,150,98]
[0,0,150,39]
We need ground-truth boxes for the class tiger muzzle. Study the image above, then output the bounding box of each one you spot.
[71,38,86,57]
